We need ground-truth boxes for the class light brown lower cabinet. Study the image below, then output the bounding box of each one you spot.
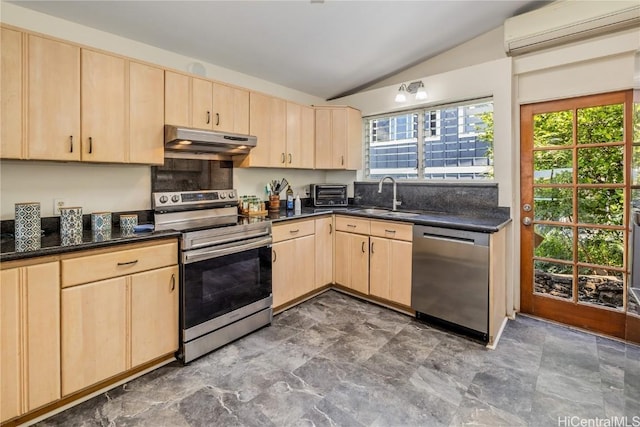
[1,262,60,423]
[334,231,370,295]
[272,219,316,308]
[314,216,334,288]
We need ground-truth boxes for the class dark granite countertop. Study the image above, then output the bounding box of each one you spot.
[266,206,511,233]
[1,228,181,262]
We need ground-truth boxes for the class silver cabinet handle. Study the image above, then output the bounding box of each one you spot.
[361,241,365,253]
[216,112,220,126]
[288,153,292,164]
[88,136,93,154]
[170,273,176,291]
[289,229,299,234]
[281,153,285,163]
[385,229,397,234]
[347,224,356,228]
[117,260,138,267]
[371,241,374,254]
[69,135,74,153]
[273,249,277,263]
[329,224,332,235]
[341,155,344,165]
[206,111,211,124]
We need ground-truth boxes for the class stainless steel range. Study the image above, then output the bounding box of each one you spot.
[153,189,272,363]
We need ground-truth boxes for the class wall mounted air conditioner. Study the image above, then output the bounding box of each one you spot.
[504,0,640,56]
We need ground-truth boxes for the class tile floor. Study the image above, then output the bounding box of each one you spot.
[38,290,640,427]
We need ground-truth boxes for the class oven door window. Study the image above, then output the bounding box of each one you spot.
[183,246,271,329]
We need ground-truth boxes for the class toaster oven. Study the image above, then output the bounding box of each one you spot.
[309,184,348,207]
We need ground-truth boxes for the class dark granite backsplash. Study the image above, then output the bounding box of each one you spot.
[354,181,510,219]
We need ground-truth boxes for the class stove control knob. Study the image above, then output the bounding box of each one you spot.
[228,191,235,199]
[171,195,180,203]
[220,192,226,199]
[159,195,168,204]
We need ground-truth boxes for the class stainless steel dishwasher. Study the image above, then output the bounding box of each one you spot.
[411,224,490,342]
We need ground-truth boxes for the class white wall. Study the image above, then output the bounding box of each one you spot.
[0,3,329,220]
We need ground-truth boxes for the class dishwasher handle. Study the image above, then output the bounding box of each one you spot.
[421,233,476,245]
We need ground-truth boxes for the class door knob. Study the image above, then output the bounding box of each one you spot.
[523,204,532,212]
[522,217,532,226]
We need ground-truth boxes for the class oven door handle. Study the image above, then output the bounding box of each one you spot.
[183,236,272,264]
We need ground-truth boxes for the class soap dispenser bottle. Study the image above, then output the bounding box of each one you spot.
[294,194,301,215]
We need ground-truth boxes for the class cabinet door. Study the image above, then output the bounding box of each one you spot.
[389,240,412,306]
[270,96,287,167]
[245,92,271,167]
[300,105,315,169]
[369,236,390,300]
[292,235,315,299]
[1,27,23,159]
[331,108,348,169]
[25,262,61,411]
[61,277,128,395]
[233,87,250,135]
[81,49,126,163]
[315,108,332,169]
[1,268,20,422]
[315,217,334,288]
[212,82,249,134]
[131,266,179,367]
[286,102,302,168]
[129,61,164,164]
[346,107,363,170]
[335,231,369,294]
[164,71,190,127]
[27,35,80,161]
[192,77,213,129]
[272,239,295,307]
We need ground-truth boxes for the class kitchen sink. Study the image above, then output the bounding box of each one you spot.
[353,208,391,214]
[385,211,420,218]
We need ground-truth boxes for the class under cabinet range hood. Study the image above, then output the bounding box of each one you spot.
[164,125,257,158]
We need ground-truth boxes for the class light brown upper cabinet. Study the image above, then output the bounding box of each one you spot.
[213,82,250,134]
[315,106,362,170]
[1,29,164,164]
[26,34,81,161]
[81,49,127,163]
[1,27,23,159]
[165,70,249,135]
[129,61,165,164]
[285,102,315,169]
[236,91,286,167]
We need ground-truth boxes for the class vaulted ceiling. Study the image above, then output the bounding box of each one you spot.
[8,0,546,100]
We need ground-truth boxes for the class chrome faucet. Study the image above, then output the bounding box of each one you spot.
[378,175,401,211]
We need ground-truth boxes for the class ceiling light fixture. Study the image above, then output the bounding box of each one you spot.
[395,80,427,103]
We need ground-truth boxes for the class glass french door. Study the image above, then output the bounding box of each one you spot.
[520,90,633,339]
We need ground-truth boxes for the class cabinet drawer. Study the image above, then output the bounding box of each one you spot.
[61,241,178,288]
[272,219,315,243]
[370,220,412,242]
[335,216,370,235]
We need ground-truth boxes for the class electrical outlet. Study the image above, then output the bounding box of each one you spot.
[54,199,68,215]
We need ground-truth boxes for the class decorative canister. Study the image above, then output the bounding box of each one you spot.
[92,229,111,242]
[15,202,41,239]
[60,207,83,236]
[119,214,138,236]
[15,236,41,252]
[91,212,112,233]
[61,231,83,247]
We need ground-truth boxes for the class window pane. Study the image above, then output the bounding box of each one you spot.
[578,268,623,309]
[533,149,573,184]
[577,188,623,226]
[534,188,572,222]
[534,224,573,261]
[534,260,573,300]
[423,100,493,179]
[533,111,573,147]
[577,228,623,268]
[577,104,624,144]
[367,113,418,179]
[577,146,624,184]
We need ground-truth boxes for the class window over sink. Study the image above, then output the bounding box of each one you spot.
[365,98,494,180]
